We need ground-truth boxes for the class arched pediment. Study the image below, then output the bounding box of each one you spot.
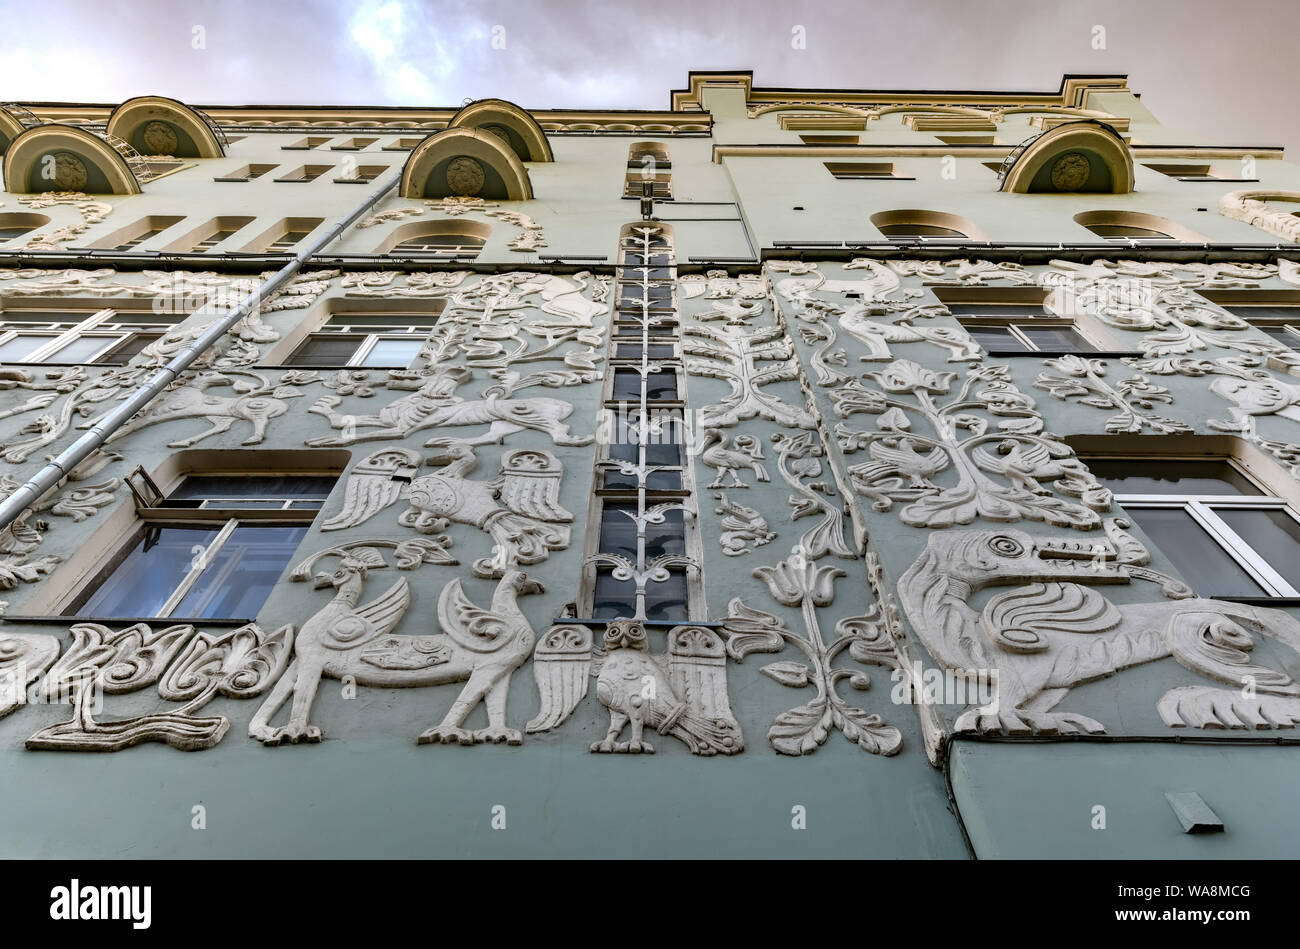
[1000,120,1134,194]
[1219,190,1300,243]
[0,108,26,156]
[106,95,226,158]
[400,127,533,200]
[2,124,141,194]
[448,98,552,163]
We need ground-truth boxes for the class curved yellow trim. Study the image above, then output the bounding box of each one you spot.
[749,103,871,119]
[448,98,552,162]
[870,208,989,241]
[0,109,25,153]
[375,218,492,254]
[991,106,1113,121]
[1073,210,1208,242]
[106,95,225,158]
[873,105,989,120]
[1000,121,1133,194]
[2,124,141,194]
[400,127,533,200]
[1219,189,1300,243]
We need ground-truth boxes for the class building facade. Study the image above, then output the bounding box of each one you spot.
[1,73,1300,858]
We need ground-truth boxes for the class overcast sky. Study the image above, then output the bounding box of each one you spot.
[2,0,1298,153]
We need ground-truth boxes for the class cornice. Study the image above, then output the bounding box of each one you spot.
[672,70,1131,111]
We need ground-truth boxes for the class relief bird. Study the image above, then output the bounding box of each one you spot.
[700,428,770,488]
[589,619,743,756]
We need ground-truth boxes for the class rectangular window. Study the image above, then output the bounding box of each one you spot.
[0,307,183,365]
[958,319,1098,354]
[67,473,336,620]
[87,215,185,251]
[935,134,995,145]
[274,164,332,183]
[1088,458,1300,598]
[330,137,378,151]
[282,136,331,150]
[283,308,443,368]
[333,165,388,184]
[799,134,859,145]
[824,161,911,180]
[213,163,276,182]
[382,138,425,151]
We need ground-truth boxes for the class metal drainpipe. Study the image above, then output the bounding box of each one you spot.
[0,169,401,535]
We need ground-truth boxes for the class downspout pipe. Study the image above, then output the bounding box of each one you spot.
[0,169,401,535]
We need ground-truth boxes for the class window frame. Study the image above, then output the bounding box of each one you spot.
[0,306,183,366]
[64,472,332,621]
[1090,454,1300,598]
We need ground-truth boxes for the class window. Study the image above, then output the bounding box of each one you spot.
[624,142,673,199]
[947,303,1098,354]
[67,473,336,621]
[331,137,378,151]
[825,162,912,180]
[283,136,331,150]
[935,134,995,145]
[333,164,388,184]
[213,163,276,182]
[382,138,425,151]
[0,307,182,365]
[1074,211,1205,243]
[1195,292,1300,349]
[870,209,986,242]
[799,134,860,145]
[88,215,185,251]
[586,223,697,622]
[274,164,332,183]
[1089,458,1300,598]
[390,233,485,259]
[1143,162,1257,183]
[283,306,444,368]
[168,216,255,253]
[0,212,49,242]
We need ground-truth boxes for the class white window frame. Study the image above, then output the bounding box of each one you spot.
[1105,459,1300,597]
[957,315,1102,353]
[285,313,442,368]
[0,308,180,365]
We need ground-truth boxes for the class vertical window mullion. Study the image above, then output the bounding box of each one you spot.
[1191,502,1297,596]
[157,517,239,617]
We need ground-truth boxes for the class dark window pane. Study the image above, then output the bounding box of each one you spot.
[593,572,637,619]
[1125,507,1265,598]
[1088,460,1262,496]
[75,526,222,617]
[644,572,688,622]
[1087,223,1173,239]
[1214,507,1300,592]
[0,334,58,362]
[168,475,336,502]
[599,504,640,558]
[612,369,643,400]
[645,371,678,401]
[47,334,116,363]
[1018,325,1096,352]
[95,332,162,366]
[944,303,1047,318]
[963,325,1025,352]
[286,335,360,366]
[173,525,308,619]
[1255,325,1298,348]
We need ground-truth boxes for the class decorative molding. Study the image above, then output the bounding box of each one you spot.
[896,526,1300,734]
[250,540,542,746]
[724,546,902,756]
[587,619,743,755]
[1219,190,1300,243]
[834,360,1111,530]
[1034,354,1192,434]
[322,444,572,579]
[713,491,775,556]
